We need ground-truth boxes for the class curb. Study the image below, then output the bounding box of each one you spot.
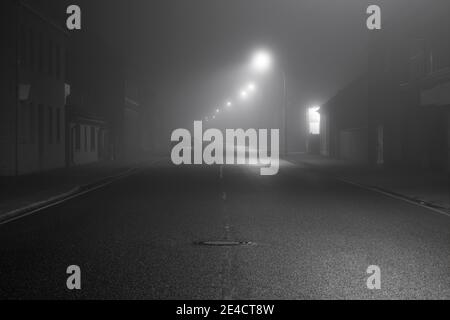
[291,158,450,218]
[0,166,140,225]
[336,176,450,218]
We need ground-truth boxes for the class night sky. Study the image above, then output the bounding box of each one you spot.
[29,0,428,148]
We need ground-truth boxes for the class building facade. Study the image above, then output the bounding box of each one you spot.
[320,2,450,173]
[66,105,109,167]
[367,2,450,171]
[319,76,369,164]
[67,31,130,164]
[0,1,68,176]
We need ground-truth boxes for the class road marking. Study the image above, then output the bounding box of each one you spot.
[222,248,234,300]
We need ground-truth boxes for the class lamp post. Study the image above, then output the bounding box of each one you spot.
[250,50,288,156]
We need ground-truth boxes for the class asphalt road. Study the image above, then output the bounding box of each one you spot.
[0,159,449,299]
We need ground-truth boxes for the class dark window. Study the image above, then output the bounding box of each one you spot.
[48,40,53,76]
[432,43,450,72]
[91,127,96,151]
[408,39,426,80]
[30,103,35,144]
[55,44,61,79]
[30,29,35,70]
[38,33,44,73]
[19,102,30,144]
[56,108,61,143]
[65,49,69,81]
[48,106,53,144]
[75,125,81,151]
[84,126,88,151]
[18,102,35,144]
[38,105,44,150]
[20,25,26,66]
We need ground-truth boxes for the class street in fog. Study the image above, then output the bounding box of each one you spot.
[0,159,449,299]
[1,0,450,301]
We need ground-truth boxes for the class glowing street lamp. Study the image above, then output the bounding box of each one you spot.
[247,82,256,92]
[240,90,248,99]
[251,50,272,73]
[250,49,288,155]
[226,101,232,108]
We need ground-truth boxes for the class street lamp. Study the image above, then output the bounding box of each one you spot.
[250,49,288,156]
[251,50,272,73]
[247,83,256,92]
[240,90,248,99]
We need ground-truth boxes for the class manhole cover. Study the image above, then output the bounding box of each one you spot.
[194,240,255,247]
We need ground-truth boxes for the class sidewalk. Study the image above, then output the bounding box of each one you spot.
[0,157,159,222]
[287,153,450,213]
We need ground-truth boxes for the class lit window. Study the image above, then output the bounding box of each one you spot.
[308,106,321,135]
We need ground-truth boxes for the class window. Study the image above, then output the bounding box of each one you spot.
[90,127,95,151]
[431,43,450,72]
[56,108,61,143]
[308,107,321,135]
[30,29,35,70]
[48,106,53,144]
[20,25,26,66]
[84,126,88,151]
[48,40,53,76]
[55,44,61,79]
[38,33,44,73]
[75,125,81,151]
[19,102,30,144]
[18,102,35,144]
[65,48,69,81]
[408,39,426,80]
[30,103,35,144]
